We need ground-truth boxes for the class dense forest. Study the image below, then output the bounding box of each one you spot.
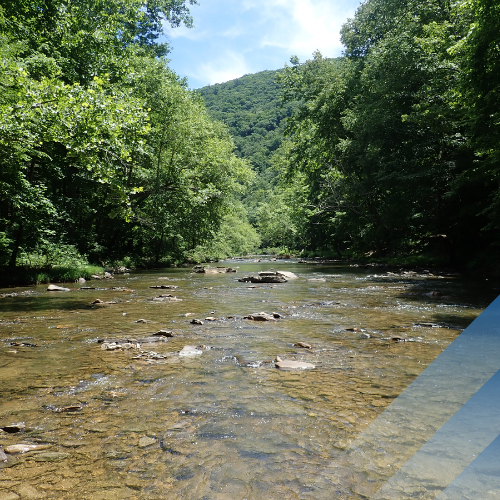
[201,0,500,270]
[276,0,500,269]
[0,0,257,281]
[1,0,499,281]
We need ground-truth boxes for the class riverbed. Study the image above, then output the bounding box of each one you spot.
[0,260,497,499]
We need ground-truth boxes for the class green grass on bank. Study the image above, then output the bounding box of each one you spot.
[0,265,105,287]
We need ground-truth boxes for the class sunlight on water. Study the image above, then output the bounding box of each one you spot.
[0,260,497,499]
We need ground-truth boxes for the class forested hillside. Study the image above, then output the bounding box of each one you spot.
[0,0,256,277]
[197,70,298,238]
[198,70,311,250]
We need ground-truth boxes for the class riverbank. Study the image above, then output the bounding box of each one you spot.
[0,265,105,288]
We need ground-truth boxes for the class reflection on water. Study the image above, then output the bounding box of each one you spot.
[0,260,498,499]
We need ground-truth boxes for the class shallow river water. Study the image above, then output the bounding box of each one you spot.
[0,260,498,499]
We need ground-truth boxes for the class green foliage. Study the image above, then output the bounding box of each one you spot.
[277,0,500,267]
[186,210,261,263]
[198,70,300,228]
[0,0,251,274]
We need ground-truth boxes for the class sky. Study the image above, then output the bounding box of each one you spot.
[164,0,363,89]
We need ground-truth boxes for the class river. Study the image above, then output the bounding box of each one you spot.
[0,259,498,499]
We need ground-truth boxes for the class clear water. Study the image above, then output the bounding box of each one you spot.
[0,260,497,499]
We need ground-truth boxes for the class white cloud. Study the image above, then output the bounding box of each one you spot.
[188,50,252,86]
[244,0,358,59]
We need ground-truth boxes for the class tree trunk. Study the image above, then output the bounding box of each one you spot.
[8,222,23,268]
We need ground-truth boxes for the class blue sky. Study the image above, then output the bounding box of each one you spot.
[164,0,363,89]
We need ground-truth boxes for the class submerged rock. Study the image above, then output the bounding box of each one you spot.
[275,356,315,370]
[153,330,174,337]
[91,298,117,305]
[193,265,237,274]
[179,345,203,357]
[4,443,50,454]
[138,436,156,448]
[293,342,313,349]
[150,285,179,289]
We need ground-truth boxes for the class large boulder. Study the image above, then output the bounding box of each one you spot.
[238,271,288,283]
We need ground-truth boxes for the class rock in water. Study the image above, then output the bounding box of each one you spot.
[153,330,174,337]
[1,423,26,433]
[293,342,312,349]
[179,345,203,357]
[4,443,50,454]
[47,284,70,292]
[193,265,237,274]
[238,272,287,283]
[276,271,298,279]
[243,312,277,321]
[275,357,315,370]
[138,436,156,448]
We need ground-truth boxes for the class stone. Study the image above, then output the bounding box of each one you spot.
[135,319,150,323]
[179,345,203,357]
[78,277,86,283]
[138,436,156,448]
[47,284,70,292]
[31,451,70,462]
[190,319,204,325]
[1,423,26,433]
[91,299,117,305]
[0,491,19,500]
[15,485,44,499]
[153,330,174,337]
[150,285,178,289]
[238,272,287,283]
[392,336,407,342]
[0,448,8,462]
[193,265,237,274]
[4,444,47,454]
[275,357,315,370]
[243,312,277,321]
[204,317,217,321]
[293,342,312,349]
[276,271,298,279]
